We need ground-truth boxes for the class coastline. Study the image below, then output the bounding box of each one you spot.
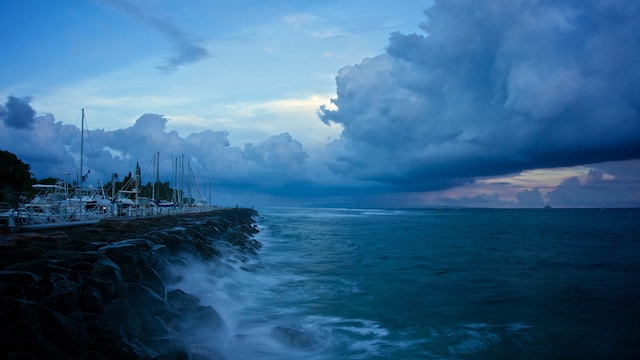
[0,207,260,359]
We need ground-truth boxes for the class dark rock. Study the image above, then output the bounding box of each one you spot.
[5,259,70,283]
[179,305,226,335]
[83,287,103,311]
[91,258,124,288]
[101,298,142,338]
[0,246,47,263]
[46,250,107,272]
[0,208,260,358]
[78,272,118,302]
[120,282,168,316]
[156,350,190,360]
[271,325,319,349]
[77,350,110,360]
[0,321,73,360]
[166,288,200,316]
[99,243,139,281]
[119,282,173,344]
[0,282,23,297]
[42,278,81,315]
[138,265,166,299]
[19,301,90,356]
[0,270,42,287]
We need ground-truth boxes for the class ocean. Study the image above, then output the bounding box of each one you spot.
[170,207,640,359]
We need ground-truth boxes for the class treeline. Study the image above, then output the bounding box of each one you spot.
[0,150,37,206]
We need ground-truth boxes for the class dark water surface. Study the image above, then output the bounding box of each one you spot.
[176,208,640,359]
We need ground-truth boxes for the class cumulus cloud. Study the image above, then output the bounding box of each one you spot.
[547,160,640,207]
[0,96,36,129]
[0,112,79,176]
[319,0,640,190]
[515,188,545,208]
[0,109,313,202]
[107,0,209,73]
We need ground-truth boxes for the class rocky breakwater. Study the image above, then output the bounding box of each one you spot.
[0,208,260,359]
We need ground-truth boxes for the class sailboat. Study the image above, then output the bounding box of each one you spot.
[69,109,111,212]
[15,109,112,230]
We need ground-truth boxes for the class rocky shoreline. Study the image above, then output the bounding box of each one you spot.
[0,208,260,359]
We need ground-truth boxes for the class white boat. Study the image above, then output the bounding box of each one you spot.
[11,179,112,230]
[7,110,114,230]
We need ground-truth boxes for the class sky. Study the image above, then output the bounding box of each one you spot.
[1,0,640,208]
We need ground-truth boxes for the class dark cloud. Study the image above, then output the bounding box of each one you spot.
[107,0,209,73]
[319,0,640,190]
[0,96,36,129]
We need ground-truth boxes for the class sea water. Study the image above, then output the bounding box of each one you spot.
[170,207,640,359]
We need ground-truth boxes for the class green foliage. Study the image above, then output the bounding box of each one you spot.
[0,150,36,203]
[139,181,174,201]
[38,177,59,185]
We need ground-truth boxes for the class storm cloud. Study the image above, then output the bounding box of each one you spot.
[0,96,36,129]
[319,0,640,190]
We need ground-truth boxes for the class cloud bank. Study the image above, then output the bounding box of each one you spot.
[319,0,640,191]
[1,95,638,207]
[0,105,312,204]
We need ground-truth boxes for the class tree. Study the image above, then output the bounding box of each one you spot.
[0,150,36,204]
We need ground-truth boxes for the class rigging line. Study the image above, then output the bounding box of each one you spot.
[83,111,96,162]
[140,155,156,184]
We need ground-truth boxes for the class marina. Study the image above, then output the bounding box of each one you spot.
[0,182,217,232]
[0,109,215,233]
[1,155,216,232]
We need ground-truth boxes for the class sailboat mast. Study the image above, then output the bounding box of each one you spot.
[151,153,156,202]
[79,109,85,185]
[181,154,185,206]
[154,152,160,202]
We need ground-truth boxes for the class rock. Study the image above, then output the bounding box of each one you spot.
[42,278,81,315]
[179,305,226,336]
[0,208,260,358]
[91,258,124,288]
[99,243,139,281]
[138,265,166,300]
[77,272,118,302]
[46,250,107,272]
[83,287,103,311]
[18,301,90,356]
[0,270,42,287]
[5,259,70,284]
[0,321,72,360]
[271,325,319,349]
[156,350,190,360]
[101,298,142,338]
[0,246,47,263]
[166,289,200,316]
